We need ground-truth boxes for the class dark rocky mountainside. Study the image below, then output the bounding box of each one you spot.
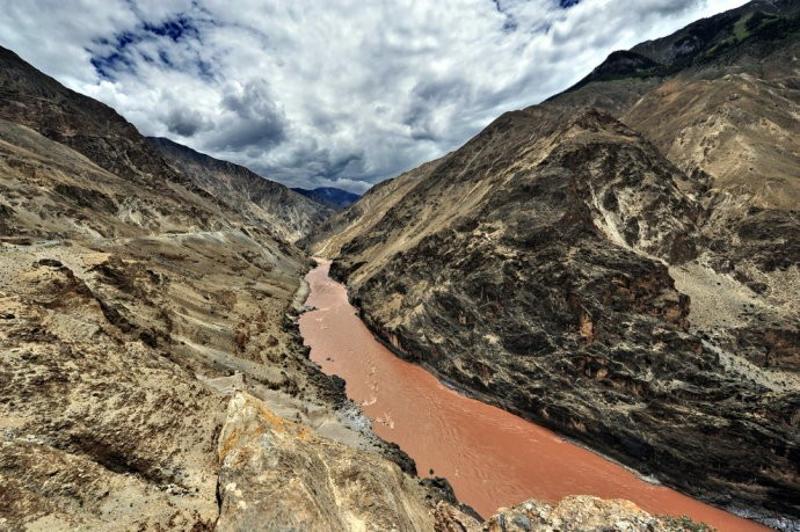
[149,137,332,242]
[292,186,361,210]
[0,48,184,188]
[309,0,800,526]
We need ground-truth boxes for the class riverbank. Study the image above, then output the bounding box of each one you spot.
[300,259,769,531]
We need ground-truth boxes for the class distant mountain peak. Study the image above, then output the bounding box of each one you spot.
[292,187,360,210]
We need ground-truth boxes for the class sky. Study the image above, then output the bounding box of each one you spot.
[0,0,748,193]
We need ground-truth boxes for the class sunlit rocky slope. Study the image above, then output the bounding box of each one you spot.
[309,0,800,525]
[0,45,456,529]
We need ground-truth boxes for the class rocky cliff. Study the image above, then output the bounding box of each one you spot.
[308,0,800,526]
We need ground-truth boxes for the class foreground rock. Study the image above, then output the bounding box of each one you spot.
[436,496,711,532]
[217,392,441,531]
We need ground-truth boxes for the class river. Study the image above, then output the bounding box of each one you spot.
[298,260,766,530]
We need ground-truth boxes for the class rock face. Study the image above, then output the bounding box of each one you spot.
[0,48,185,189]
[216,392,439,531]
[308,0,800,524]
[292,186,361,210]
[149,137,333,243]
[556,0,800,209]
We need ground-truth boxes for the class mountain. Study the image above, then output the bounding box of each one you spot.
[308,0,800,524]
[292,186,361,210]
[0,46,473,529]
[148,137,333,242]
[0,48,186,189]
[554,0,800,208]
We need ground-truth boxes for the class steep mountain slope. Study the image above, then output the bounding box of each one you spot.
[0,48,186,189]
[149,137,332,242]
[304,157,443,257]
[0,48,467,530]
[553,0,800,208]
[308,1,800,525]
[292,186,361,210]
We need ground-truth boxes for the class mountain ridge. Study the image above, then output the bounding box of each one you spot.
[291,186,360,210]
[148,136,332,242]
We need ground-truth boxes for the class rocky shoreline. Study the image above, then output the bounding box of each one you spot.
[329,261,793,530]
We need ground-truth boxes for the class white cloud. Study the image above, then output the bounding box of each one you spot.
[0,0,748,193]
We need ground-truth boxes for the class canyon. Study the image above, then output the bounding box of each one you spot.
[300,260,765,531]
[1,0,799,530]
[307,0,800,528]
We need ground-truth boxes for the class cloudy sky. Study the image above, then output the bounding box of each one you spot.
[0,0,747,193]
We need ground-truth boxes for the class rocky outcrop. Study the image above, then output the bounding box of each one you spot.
[216,392,442,531]
[435,496,710,532]
[555,1,800,211]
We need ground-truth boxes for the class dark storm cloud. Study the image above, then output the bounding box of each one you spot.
[203,79,287,152]
[163,105,212,137]
[0,0,748,193]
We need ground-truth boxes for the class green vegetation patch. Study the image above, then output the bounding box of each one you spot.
[705,11,787,59]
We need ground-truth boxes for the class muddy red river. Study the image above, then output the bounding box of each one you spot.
[299,260,765,530]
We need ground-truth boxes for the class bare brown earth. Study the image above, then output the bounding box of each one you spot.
[308,1,800,527]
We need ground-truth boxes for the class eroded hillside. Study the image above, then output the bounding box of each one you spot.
[149,137,332,243]
[0,46,459,530]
